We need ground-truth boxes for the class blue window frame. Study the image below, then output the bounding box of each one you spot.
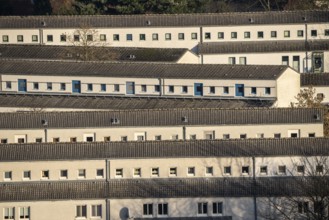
[101,84,106,92]
[72,80,81,93]
[18,79,27,92]
[265,87,271,95]
[194,83,203,96]
[251,87,257,95]
[235,84,244,97]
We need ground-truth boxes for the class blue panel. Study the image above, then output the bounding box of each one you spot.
[235,84,244,97]
[72,80,81,93]
[18,79,27,92]
[194,83,203,96]
[126,82,135,94]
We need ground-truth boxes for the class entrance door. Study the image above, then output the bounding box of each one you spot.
[235,84,244,97]
[126,82,135,94]
[194,83,203,96]
[18,79,27,92]
[72,80,81,93]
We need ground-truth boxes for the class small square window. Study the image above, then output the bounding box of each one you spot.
[231,32,237,39]
[260,166,267,175]
[86,136,93,142]
[74,35,80,41]
[60,83,66,91]
[224,166,231,175]
[78,169,86,178]
[170,167,177,176]
[271,31,277,38]
[87,83,93,91]
[178,33,184,40]
[191,32,198,40]
[115,168,123,177]
[87,34,93,41]
[47,35,53,42]
[182,86,188,93]
[121,136,128,141]
[239,57,247,65]
[311,30,317,37]
[155,135,161,141]
[317,93,324,100]
[278,165,286,174]
[126,34,133,41]
[172,135,178,140]
[104,136,111,142]
[23,171,31,179]
[165,33,171,40]
[32,35,38,42]
[47,82,52,90]
[209,86,215,94]
[70,137,77,143]
[284,30,290,38]
[137,135,144,141]
[257,31,264,38]
[113,34,120,41]
[53,137,60,143]
[152,168,159,176]
[242,166,249,175]
[325,29,329,36]
[240,134,247,139]
[134,168,141,177]
[6,81,11,89]
[96,169,104,178]
[218,32,224,39]
[17,138,25,144]
[274,133,281,138]
[205,32,211,39]
[2,35,9,42]
[190,134,196,140]
[101,84,106,92]
[35,138,42,143]
[223,87,229,94]
[244,31,250,38]
[4,171,12,180]
[257,133,264,138]
[169,85,174,93]
[205,133,213,140]
[154,85,160,92]
[141,85,147,92]
[42,170,49,179]
[114,84,120,92]
[1,139,8,144]
[228,57,236,64]
[282,56,289,65]
[17,35,24,42]
[60,34,66,42]
[139,34,146,41]
[206,167,213,175]
[223,134,230,139]
[152,33,158,40]
[60,170,68,179]
[297,30,304,37]
[265,87,271,95]
[187,167,195,176]
[316,165,323,174]
[251,87,257,95]
[100,34,106,41]
[33,82,39,90]
[91,205,102,217]
[297,165,305,174]
[308,133,316,138]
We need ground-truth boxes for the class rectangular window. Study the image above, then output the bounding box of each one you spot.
[282,56,289,65]
[114,84,120,92]
[139,34,146,41]
[154,85,160,92]
[182,86,188,93]
[96,169,104,178]
[100,34,106,41]
[1,139,8,144]
[191,32,198,40]
[91,205,102,217]
[278,165,286,174]
[47,35,53,42]
[35,138,42,143]
[53,137,60,143]
[115,169,123,177]
[101,84,106,92]
[165,33,171,40]
[74,35,80,41]
[224,166,231,175]
[60,34,66,42]
[284,30,290,38]
[78,169,86,178]
[293,56,300,71]
[242,166,249,175]
[187,167,195,176]
[240,134,247,139]
[4,171,12,180]
[60,169,68,179]
[32,35,38,42]
[231,32,237,39]
[260,166,267,175]
[76,205,87,218]
[213,202,223,214]
[190,134,196,140]
[168,85,174,93]
[316,165,323,174]
[134,168,141,177]
[126,34,133,41]
[271,31,277,38]
[325,29,329,36]
[41,170,49,179]
[274,133,281,138]
[265,87,271,95]
[297,201,309,213]
[87,35,93,41]
[4,207,14,219]
[257,31,264,38]
[198,202,208,215]
[60,83,66,91]
[70,137,77,143]
[223,86,229,94]
[223,134,230,139]
[2,35,9,42]
[152,33,158,41]
[205,133,213,140]
[121,136,127,141]
[87,83,93,91]
[297,165,305,174]
[113,34,119,41]
[19,207,30,219]
[6,81,11,89]
[209,86,215,94]
[239,57,246,65]
[244,31,250,38]
[152,168,159,176]
[257,133,264,138]
[297,30,304,37]
[311,30,317,37]
[158,203,168,215]
[141,85,147,92]
[309,133,316,138]
[17,35,23,42]
[218,32,224,39]
[47,82,52,90]
[33,82,39,90]
[178,33,185,40]
[169,167,177,176]
[17,138,25,144]
[172,135,178,140]
[155,135,161,141]
[251,87,257,95]
[205,32,211,39]
[23,171,31,180]
[228,57,236,64]
[206,166,213,176]
[104,136,111,142]
[143,204,153,216]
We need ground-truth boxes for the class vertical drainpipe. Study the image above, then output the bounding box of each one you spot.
[304,20,308,73]
[106,159,109,220]
[158,78,162,96]
[44,128,48,142]
[183,126,186,140]
[252,156,258,220]
[162,78,165,97]
[200,26,204,64]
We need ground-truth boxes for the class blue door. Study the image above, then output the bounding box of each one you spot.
[126,82,135,94]
[194,83,203,96]
[18,79,27,92]
[235,84,244,96]
[72,80,81,93]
